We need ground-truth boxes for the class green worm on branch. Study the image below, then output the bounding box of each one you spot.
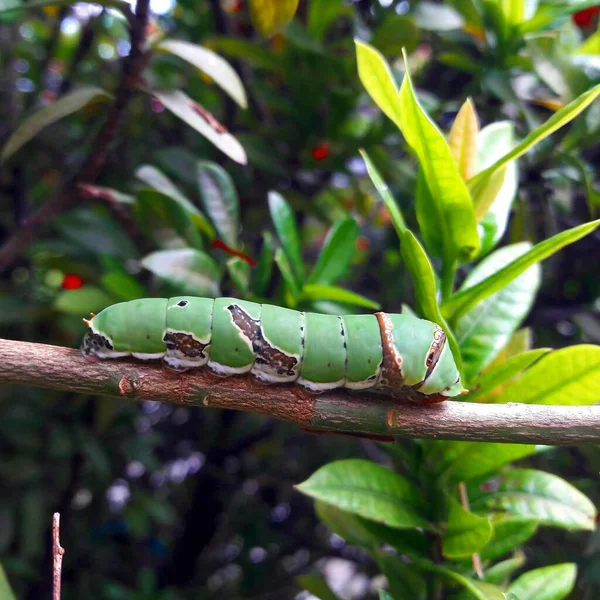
[81,297,466,403]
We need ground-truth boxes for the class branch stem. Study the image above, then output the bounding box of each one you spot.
[1,339,599,445]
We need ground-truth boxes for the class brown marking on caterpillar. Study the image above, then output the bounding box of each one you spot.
[228,304,299,377]
[163,332,208,359]
[375,312,405,393]
[412,327,447,391]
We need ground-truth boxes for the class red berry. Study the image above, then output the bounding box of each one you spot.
[311,142,331,161]
[61,273,84,290]
[572,6,600,27]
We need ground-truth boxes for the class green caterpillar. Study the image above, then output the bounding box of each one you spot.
[81,297,466,402]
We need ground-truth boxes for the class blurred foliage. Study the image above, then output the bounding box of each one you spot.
[1,0,600,599]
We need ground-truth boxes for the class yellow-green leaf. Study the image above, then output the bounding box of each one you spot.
[249,0,299,37]
[443,494,492,558]
[355,40,402,128]
[493,344,600,405]
[449,98,479,180]
[399,50,479,263]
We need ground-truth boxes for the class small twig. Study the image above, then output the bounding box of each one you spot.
[52,513,65,600]
[458,482,483,578]
[0,0,151,272]
[1,339,600,444]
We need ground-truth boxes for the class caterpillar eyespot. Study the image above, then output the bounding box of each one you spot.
[81,297,466,403]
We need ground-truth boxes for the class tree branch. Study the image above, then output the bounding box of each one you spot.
[0,0,150,272]
[1,338,599,444]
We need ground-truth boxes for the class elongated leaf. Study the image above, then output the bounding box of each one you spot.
[1,87,111,160]
[141,248,221,297]
[464,348,550,403]
[442,220,600,320]
[308,218,358,285]
[254,231,275,297]
[493,344,600,405]
[135,189,204,250]
[197,161,240,248]
[151,89,246,165]
[480,516,539,561]
[307,0,351,40]
[268,191,304,284]
[0,564,16,600]
[54,286,113,315]
[449,98,479,180]
[249,0,299,37]
[101,271,145,303]
[355,40,402,127]
[315,500,428,556]
[470,469,597,530]
[205,37,285,72]
[360,149,407,239]
[423,440,534,484]
[274,247,301,303]
[302,284,380,310]
[376,552,427,600]
[400,231,463,375]
[469,84,600,188]
[474,122,518,256]
[484,554,526,585]
[155,40,247,108]
[399,50,479,263]
[443,494,492,558]
[296,576,341,600]
[455,243,540,383]
[379,592,393,600]
[508,563,576,600]
[296,459,433,530]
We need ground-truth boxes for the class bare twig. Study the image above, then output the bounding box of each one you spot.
[0,0,151,271]
[458,482,483,578]
[1,338,600,444]
[52,513,65,600]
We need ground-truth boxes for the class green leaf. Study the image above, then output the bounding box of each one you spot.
[296,459,433,530]
[464,348,551,403]
[274,247,301,303]
[414,2,465,30]
[1,87,112,161]
[54,285,113,315]
[296,575,341,600]
[150,89,247,165]
[355,40,402,127]
[141,248,221,297]
[134,189,204,250]
[442,220,600,321]
[379,592,394,600]
[360,149,407,239]
[371,14,419,55]
[0,0,129,20]
[480,516,538,561]
[508,563,577,600]
[196,161,240,248]
[469,84,600,189]
[449,98,479,181]
[135,166,215,239]
[473,122,517,256]
[100,272,145,303]
[204,37,284,72]
[423,441,534,485]
[455,243,541,383]
[315,500,428,556]
[307,0,351,40]
[484,554,527,585]
[470,469,597,530]
[227,257,250,296]
[400,231,463,375]
[399,50,479,263]
[155,39,247,108]
[492,344,600,405]
[376,552,427,600]
[254,231,275,297]
[442,494,492,558]
[0,563,17,600]
[302,284,380,310]
[308,218,358,286]
[268,191,304,285]
[249,0,299,37]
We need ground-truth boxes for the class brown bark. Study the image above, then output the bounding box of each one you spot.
[1,338,599,445]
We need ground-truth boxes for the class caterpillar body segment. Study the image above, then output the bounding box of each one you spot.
[81,297,466,402]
